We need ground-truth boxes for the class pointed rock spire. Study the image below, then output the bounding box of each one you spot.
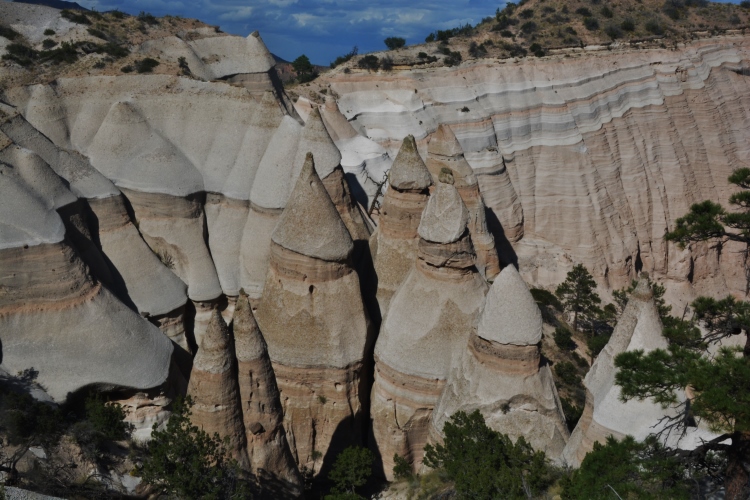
[389,135,432,191]
[294,108,342,181]
[187,309,249,468]
[234,293,302,492]
[477,265,542,345]
[429,123,466,158]
[417,182,469,244]
[271,153,353,261]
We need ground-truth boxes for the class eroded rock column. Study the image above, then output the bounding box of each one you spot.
[370,181,488,478]
[431,265,569,463]
[373,135,432,317]
[255,154,373,471]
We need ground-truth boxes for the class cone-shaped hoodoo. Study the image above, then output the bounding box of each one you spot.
[187,309,249,469]
[430,265,569,462]
[373,135,433,316]
[370,181,488,479]
[426,124,501,280]
[256,153,373,472]
[234,292,302,494]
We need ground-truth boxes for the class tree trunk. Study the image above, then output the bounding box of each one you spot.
[573,310,578,332]
[725,431,750,500]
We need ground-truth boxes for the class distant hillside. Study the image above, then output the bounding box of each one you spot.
[13,0,87,10]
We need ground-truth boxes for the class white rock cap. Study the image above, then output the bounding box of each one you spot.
[417,182,469,244]
[477,265,542,345]
[271,153,354,261]
[389,135,432,191]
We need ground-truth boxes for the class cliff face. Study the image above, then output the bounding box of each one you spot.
[3,0,750,486]
[317,38,750,303]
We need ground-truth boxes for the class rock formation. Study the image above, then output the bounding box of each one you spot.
[233,292,301,491]
[255,153,374,470]
[561,277,694,467]
[322,41,750,301]
[370,181,488,478]
[186,309,249,469]
[430,265,569,462]
[0,131,173,401]
[373,135,432,316]
[426,124,501,280]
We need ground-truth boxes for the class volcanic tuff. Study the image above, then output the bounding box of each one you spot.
[371,181,488,478]
[2,0,750,493]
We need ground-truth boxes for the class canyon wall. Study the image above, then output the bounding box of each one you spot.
[318,38,750,304]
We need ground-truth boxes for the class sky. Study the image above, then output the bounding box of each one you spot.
[48,0,749,65]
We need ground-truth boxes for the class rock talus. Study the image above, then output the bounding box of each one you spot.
[371,182,488,478]
[255,154,374,471]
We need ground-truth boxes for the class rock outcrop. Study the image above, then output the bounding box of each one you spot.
[186,309,249,469]
[0,132,173,401]
[373,135,432,316]
[370,181,488,478]
[255,154,374,470]
[430,265,569,462]
[426,125,501,280]
[321,40,750,302]
[233,292,302,491]
[562,277,679,466]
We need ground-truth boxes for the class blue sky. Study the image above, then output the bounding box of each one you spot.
[66,0,744,65]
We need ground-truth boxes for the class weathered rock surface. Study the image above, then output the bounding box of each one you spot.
[561,277,706,466]
[233,292,301,491]
[425,124,501,280]
[430,265,569,463]
[319,39,750,303]
[0,135,173,400]
[255,154,373,471]
[373,135,432,316]
[371,182,488,478]
[187,309,249,468]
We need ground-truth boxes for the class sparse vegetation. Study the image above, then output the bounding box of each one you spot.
[60,9,90,25]
[383,37,406,50]
[42,39,57,49]
[330,46,358,68]
[135,57,160,73]
[137,11,159,25]
[0,26,22,41]
[326,446,374,497]
[43,28,56,36]
[358,54,380,71]
[292,54,318,82]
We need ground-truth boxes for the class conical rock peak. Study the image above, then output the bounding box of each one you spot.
[477,265,542,345]
[295,108,341,180]
[234,292,267,362]
[417,182,469,244]
[429,124,465,158]
[271,153,353,261]
[193,309,233,374]
[390,135,432,191]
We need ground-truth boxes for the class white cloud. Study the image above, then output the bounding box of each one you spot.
[219,6,253,20]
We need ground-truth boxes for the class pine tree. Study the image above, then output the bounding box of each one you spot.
[613,168,750,500]
[555,264,601,332]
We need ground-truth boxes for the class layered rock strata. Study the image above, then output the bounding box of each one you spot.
[0,105,190,347]
[371,181,488,478]
[241,107,373,302]
[233,292,301,491]
[430,265,569,462]
[0,136,173,401]
[426,125,501,280]
[186,309,249,468]
[561,277,697,467]
[322,40,750,300]
[255,154,373,470]
[373,135,433,316]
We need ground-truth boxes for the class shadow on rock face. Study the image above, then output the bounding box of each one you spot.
[485,206,518,269]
